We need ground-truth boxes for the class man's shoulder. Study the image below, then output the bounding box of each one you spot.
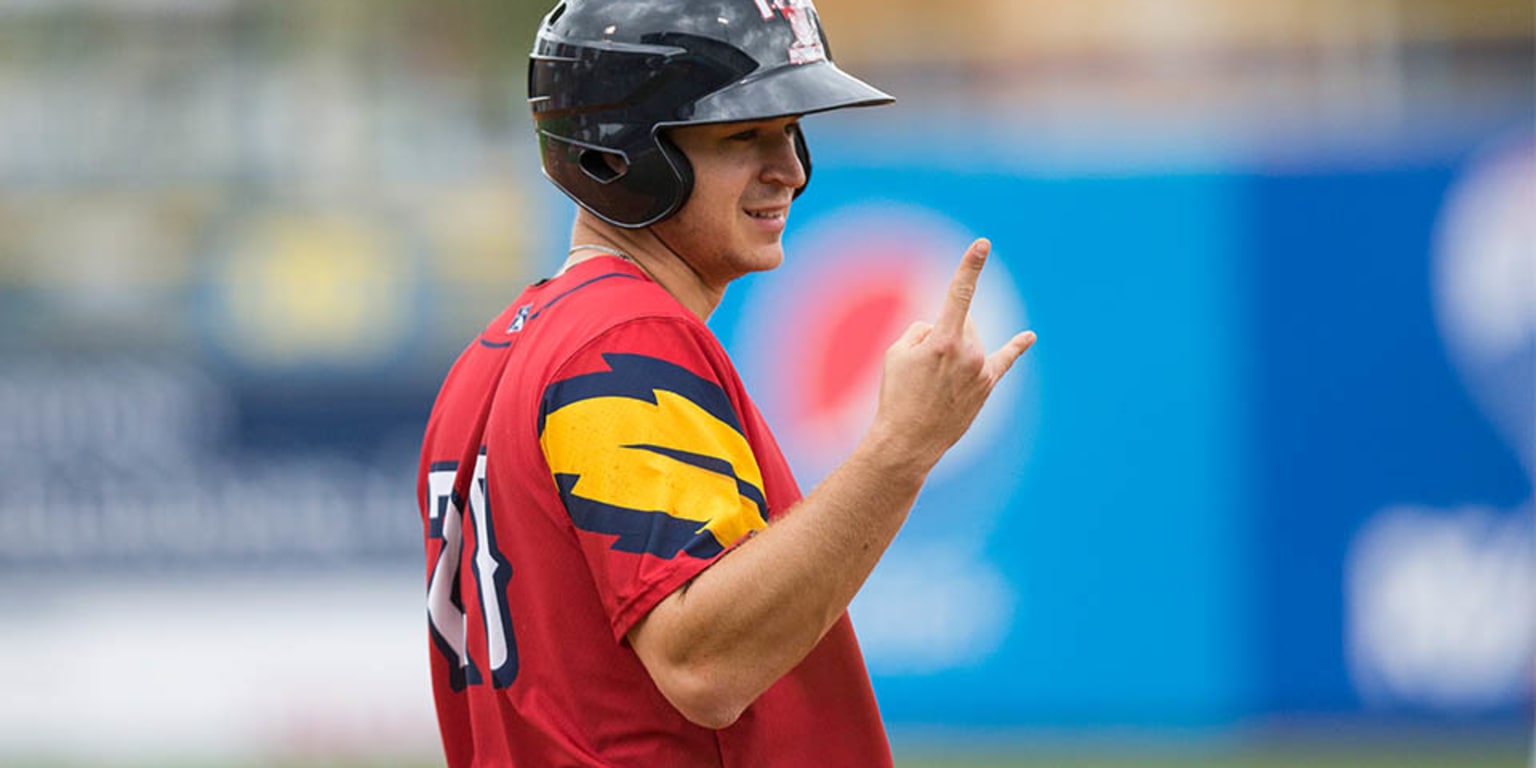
[536,259,716,351]
[545,258,697,328]
[475,258,728,396]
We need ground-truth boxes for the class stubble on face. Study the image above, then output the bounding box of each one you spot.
[650,117,806,288]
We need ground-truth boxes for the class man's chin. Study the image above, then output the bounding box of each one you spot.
[750,244,786,273]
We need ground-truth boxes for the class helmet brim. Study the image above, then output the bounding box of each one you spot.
[679,60,894,126]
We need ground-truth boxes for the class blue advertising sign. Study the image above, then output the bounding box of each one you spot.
[1250,140,1534,720]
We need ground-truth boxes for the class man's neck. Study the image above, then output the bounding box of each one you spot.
[567,214,724,321]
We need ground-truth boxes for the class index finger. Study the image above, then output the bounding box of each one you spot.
[935,238,990,336]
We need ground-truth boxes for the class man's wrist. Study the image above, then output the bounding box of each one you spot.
[852,425,937,488]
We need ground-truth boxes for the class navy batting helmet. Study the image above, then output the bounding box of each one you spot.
[528,0,894,228]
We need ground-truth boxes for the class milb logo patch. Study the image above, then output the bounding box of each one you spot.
[540,353,769,559]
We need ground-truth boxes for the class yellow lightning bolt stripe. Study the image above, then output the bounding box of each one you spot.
[541,389,768,549]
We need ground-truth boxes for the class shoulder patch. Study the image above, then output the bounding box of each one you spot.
[540,352,768,558]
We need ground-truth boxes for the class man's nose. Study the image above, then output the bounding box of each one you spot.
[761,130,808,190]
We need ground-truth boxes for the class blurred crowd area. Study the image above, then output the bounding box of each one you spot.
[0,0,544,370]
[0,0,1529,364]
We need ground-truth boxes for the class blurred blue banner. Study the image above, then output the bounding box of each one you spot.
[703,131,1534,727]
[1250,142,1534,721]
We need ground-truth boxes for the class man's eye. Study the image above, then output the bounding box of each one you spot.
[728,129,757,142]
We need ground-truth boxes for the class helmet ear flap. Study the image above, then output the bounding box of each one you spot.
[654,131,695,216]
[791,124,813,199]
[538,131,693,228]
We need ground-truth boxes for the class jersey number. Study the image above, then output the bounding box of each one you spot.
[426,448,519,689]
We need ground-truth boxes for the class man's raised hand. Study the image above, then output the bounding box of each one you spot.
[869,238,1036,472]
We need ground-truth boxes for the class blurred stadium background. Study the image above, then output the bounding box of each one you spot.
[0,0,1531,766]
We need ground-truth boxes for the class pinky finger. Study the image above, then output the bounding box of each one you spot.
[986,330,1037,378]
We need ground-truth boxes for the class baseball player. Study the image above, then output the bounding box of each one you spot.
[417,0,1036,764]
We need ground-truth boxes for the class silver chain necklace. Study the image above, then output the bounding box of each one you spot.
[564,243,657,282]
[567,243,634,262]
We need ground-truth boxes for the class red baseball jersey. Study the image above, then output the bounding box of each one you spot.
[417,256,892,767]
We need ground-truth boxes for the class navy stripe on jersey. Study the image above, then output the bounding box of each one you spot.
[553,473,727,561]
[538,353,742,436]
[623,443,769,523]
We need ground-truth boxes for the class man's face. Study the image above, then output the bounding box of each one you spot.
[651,116,807,284]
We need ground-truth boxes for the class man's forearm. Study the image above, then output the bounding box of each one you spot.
[626,431,928,728]
[628,239,1035,729]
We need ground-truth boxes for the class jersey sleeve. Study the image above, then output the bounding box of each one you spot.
[537,316,770,641]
